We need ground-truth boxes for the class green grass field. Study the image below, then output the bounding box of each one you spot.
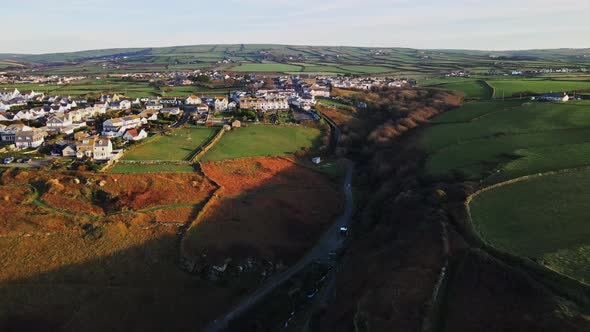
[421,101,590,181]
[108,163,195,173]
[431,100,521,123]
[122,127,217,161]
[231,63,303,72]
[436,80,494,100]
[487,79,590,98]
[201,126,322,162]
[470,169,590,283]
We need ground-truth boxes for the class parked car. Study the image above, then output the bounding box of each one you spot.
[22,158,32,164]
[3,157,14,164]
[16,158,23,163]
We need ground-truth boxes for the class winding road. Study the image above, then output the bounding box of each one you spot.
[203,160,354,332]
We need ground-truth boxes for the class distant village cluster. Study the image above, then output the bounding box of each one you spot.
[0,74,413,163]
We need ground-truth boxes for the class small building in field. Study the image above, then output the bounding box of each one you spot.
[231,120,241,128]
[539,92,569,102]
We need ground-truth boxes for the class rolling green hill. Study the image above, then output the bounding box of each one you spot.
[4,45,590,75]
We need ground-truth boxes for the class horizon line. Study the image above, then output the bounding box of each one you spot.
[2,43,590,57]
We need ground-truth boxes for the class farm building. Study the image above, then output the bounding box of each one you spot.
[539,92,569,102]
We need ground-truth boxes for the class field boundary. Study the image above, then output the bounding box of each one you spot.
[459,166,590,305]
[482,79,496,99]
[113,160,192,165]
[189,127,226,162]
[179,162,224,271]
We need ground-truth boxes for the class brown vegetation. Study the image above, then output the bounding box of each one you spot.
[0,168,239,332]
[183,157,344,266]
[0,169,216,222]
[312,86,590,332]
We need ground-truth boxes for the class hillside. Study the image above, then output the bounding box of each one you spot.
[3,45,590,75]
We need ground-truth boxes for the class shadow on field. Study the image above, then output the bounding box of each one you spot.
[0,158,344,332]
[0,233,242,332]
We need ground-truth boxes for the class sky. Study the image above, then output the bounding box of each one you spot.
[1,0,589,54]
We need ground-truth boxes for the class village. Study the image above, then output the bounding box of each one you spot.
[0,74,414,165]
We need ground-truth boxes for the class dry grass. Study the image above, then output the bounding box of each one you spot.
[183,157,344,264]
[0,168,244,331]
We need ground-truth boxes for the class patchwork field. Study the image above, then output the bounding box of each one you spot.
[201,125,322,162]
[418,94,590,285]
[469,169,590,283]
[122,127,217,161]
[487,79,590,98]
[230,63,303,72]
[182,157,344,265]
[434,79,494,100]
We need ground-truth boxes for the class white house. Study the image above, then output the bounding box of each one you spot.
[186,95,202,105]
[62,144,77,157]
[160,107,181,116]
[93,136,113,160]
[46,115,73,129]
[15,129,45,149]
[138,110,158,121]
[146,102,163,111]
[214,96,229,112]
[102,116,142,137]
[2,124,32,141]
[123,128,148,141]
[196,104,209,115]
[310,86,330,98]
[109,100,131,111]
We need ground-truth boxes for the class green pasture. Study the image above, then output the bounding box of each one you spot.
[421,101,590,181]
[201,125,322,162]
[108,163,195,173]
[122,127,217,161]
[470,169,590,283]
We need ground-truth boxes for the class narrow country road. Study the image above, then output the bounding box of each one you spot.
[203,160,354,332]
[172,108,191,128]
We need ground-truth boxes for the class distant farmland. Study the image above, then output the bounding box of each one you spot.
[231,63,304,72]
[487,79,590,97]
